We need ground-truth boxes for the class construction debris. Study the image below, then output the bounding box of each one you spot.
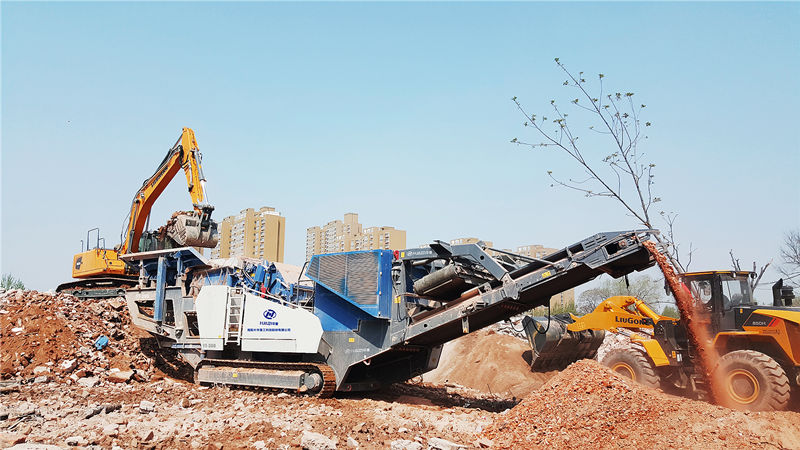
[0,289,171,383]
[424,328,556,398]
[483,359,800,448]
[0,367,495,448]
[2,288,799,448]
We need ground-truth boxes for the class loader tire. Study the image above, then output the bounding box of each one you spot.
[714,350,790,411]
[601,348,660,389]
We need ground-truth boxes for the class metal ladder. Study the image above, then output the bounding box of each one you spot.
[225,288,245,344]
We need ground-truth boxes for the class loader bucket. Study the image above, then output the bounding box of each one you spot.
[522,314,605,371]
[167,212,219,248]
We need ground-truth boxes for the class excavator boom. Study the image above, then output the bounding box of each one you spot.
[59,127,218,297]
[121,127,217,254]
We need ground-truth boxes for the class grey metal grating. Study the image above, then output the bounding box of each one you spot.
[307,252,379,305]
[345,252,379,305]
[319,254,347,291]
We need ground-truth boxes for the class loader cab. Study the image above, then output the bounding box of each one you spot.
[680,271,755,332]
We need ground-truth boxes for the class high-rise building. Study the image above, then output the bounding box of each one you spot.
[449,237,494,248]
[305,213,406,261]
[210,207,285,262]
[515,244,555,259]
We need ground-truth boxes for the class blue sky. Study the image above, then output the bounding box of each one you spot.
[2,2,798,301]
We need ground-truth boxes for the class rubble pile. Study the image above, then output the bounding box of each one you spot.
[424,329,556,399]
[483,359,800,448]
[0,289,157,385]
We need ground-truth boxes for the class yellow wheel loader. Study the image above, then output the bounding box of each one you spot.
[523,272,800,411]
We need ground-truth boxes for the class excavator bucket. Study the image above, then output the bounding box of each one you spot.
[522,314,606,371]
[167,212,219,248]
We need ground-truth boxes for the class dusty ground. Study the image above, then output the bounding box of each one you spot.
[2,289,800,449]
[0,377,503,449]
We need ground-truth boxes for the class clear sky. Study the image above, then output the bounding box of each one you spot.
[2,2,799,301]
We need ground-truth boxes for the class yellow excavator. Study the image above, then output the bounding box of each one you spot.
[57,127,219,298]
[524,271,800,411]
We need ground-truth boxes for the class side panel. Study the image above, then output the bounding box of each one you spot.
[196,285,228,351]
[716,308,800,365]
[240,293,323,353]
[313,287,376,332]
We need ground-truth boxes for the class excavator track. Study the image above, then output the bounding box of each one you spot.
[198,358,337,398]
[56,277,136,299]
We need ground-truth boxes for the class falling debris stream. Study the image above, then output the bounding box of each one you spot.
[643,240,719,402]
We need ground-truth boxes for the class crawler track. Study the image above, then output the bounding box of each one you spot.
[56,277,136,299]
[199,358,337,397]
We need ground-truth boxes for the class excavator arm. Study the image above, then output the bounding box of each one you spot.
[178,127,208,207]
[119,127,217,254]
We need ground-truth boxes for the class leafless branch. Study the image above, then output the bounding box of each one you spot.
[751,260,771,291]
[730,248,771,290]
[729,249,741,271]
[511,59,686,271]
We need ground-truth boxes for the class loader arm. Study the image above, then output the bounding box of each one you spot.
[524,295,674,370]
[567,295,667,333]
[119,127,212,254]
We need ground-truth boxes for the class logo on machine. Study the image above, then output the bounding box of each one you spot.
[615,316,651,326]
[263,309,277,320]
[75,257,83,270]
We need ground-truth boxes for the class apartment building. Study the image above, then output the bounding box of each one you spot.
[449,237,494,248]
[210,207,285,262]
[305,213,406,261]
[516,244,556,259]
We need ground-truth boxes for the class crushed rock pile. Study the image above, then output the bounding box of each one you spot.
[483,359,800,449]
[424,328,556,399]
[0,289,167,386]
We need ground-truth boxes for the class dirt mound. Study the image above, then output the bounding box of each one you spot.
[423,328,556,398]
[483,359,800,449]
[0,289,159,384]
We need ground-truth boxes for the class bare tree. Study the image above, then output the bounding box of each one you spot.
[511,58,690,271]
[729,249,771,291]
[779,229,800,285]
